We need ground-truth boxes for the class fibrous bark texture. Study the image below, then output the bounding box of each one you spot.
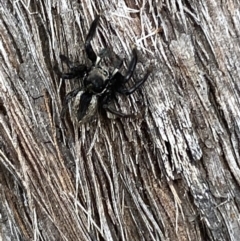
[1,0,240,241]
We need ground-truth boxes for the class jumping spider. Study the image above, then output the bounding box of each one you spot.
[60,15,150,124]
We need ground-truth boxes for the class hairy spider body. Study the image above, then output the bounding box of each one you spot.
[60,15,150,124]
[84,66,109,93]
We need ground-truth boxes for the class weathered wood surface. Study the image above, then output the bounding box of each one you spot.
[1,0,240,240]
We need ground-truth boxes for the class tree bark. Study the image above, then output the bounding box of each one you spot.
[1,0,240,241]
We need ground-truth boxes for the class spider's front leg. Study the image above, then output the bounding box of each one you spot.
[117,48,151,95]
[123,48,138,83]
[60,55,87,80]
[119,70,151,95]
[85,15,100,63]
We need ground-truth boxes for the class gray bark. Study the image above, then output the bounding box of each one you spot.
[1,0,240,241]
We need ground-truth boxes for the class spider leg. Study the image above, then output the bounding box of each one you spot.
[61,65,87,80]
[108,48,138,91]
[61,87,81,118]
[61,72,81,80]
[103,105,131,117]
[85,15,100,63]
[123,48,138,83]
[60,55,74,68]
[119,70,151,95]
[60,55,87,79]
[101,95,131,117]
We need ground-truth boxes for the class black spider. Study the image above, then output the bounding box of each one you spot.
[60,15,150,124]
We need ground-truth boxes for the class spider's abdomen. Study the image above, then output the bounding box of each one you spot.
[72,91,98,123]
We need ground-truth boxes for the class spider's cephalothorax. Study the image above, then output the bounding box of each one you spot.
[60,15,150,124]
